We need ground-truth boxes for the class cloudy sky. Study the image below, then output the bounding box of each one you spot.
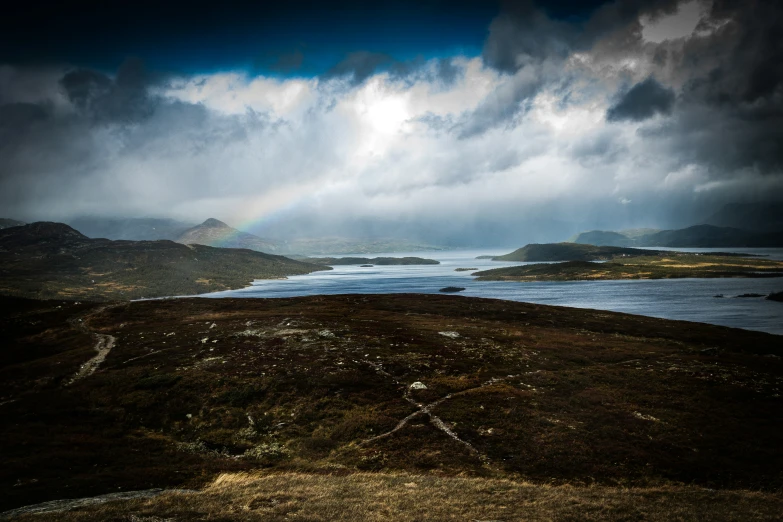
[1,0,781,245]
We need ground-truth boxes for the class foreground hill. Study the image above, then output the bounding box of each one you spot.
[493,243,661,261]
[0,294,781,518]
[0,222,328,301]
[572,224,783,248]
[175,218,284,253]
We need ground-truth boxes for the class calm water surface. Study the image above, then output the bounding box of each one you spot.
[206,248,783,335]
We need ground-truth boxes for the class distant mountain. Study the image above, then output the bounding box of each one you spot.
[68,217,195,241]
[279,237,448,255]
[0,218,25,230]
[493,243,661,262]
[572,224,783,248]
[300,256,440,265]
[705,203,783,233]
[571,230,635,247]
[635,224,782,248]
[0,222,328,301]
[176,218,284,253]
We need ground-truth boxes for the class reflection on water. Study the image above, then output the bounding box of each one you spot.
[206,248,783,335]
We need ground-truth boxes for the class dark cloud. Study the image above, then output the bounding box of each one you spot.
[324,51,394,85]
[483,0,681,73]
[606,77,675,122]
[58,59,158,123]
[482,1,573,73]
[455,72,543,138]
[434,58,462,86]
[59,69,112,109]
[652,1,783,172]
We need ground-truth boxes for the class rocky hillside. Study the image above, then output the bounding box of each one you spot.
[0,222,328,301]
[176,218,284,253]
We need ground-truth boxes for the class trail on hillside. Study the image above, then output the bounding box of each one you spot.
[359,361,520,465]
[66,305,119,386]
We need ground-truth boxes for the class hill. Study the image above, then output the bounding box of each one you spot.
[0,294,781,518]
[571,224,783,248]
[636,224,783,247]
[570,230,635,247]
[473,254,783,281]
[300,256,440,265]
[0,222,329,301]
[493,243,659,262]
[0,218,24,230]
[176,218,284,253]
[68,216,195,241]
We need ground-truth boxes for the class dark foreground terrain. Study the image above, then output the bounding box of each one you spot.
[1,294,782,519]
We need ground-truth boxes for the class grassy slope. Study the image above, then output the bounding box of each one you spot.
[0,222,329,301]
[10,473,783,521]
[1,294,781,516]
[474,255,783,281]
[493,243,661,261]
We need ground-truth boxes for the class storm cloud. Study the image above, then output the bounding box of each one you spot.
[606,78,675,121]
[1,0,781,245]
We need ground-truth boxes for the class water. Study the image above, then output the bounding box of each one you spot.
[205,248,783,336]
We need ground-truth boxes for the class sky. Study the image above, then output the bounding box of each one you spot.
[1,0,781,245]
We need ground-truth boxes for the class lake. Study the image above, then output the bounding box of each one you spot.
[205,248,783,336]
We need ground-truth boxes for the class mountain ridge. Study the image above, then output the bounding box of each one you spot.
[572,224,783,248]
[0,222,328,301]
[176,218,284,253]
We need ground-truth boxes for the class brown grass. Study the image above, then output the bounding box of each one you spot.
[11,471,783,521]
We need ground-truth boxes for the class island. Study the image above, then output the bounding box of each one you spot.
[491,243,666,262]
[454,267,478,271]
[439,286,466,292]
[472,255,783,281]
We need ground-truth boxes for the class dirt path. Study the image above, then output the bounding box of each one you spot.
[360,361,518,465]
[65,306,119,386]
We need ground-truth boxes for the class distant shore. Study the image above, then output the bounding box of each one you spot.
[473,254,783,281]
